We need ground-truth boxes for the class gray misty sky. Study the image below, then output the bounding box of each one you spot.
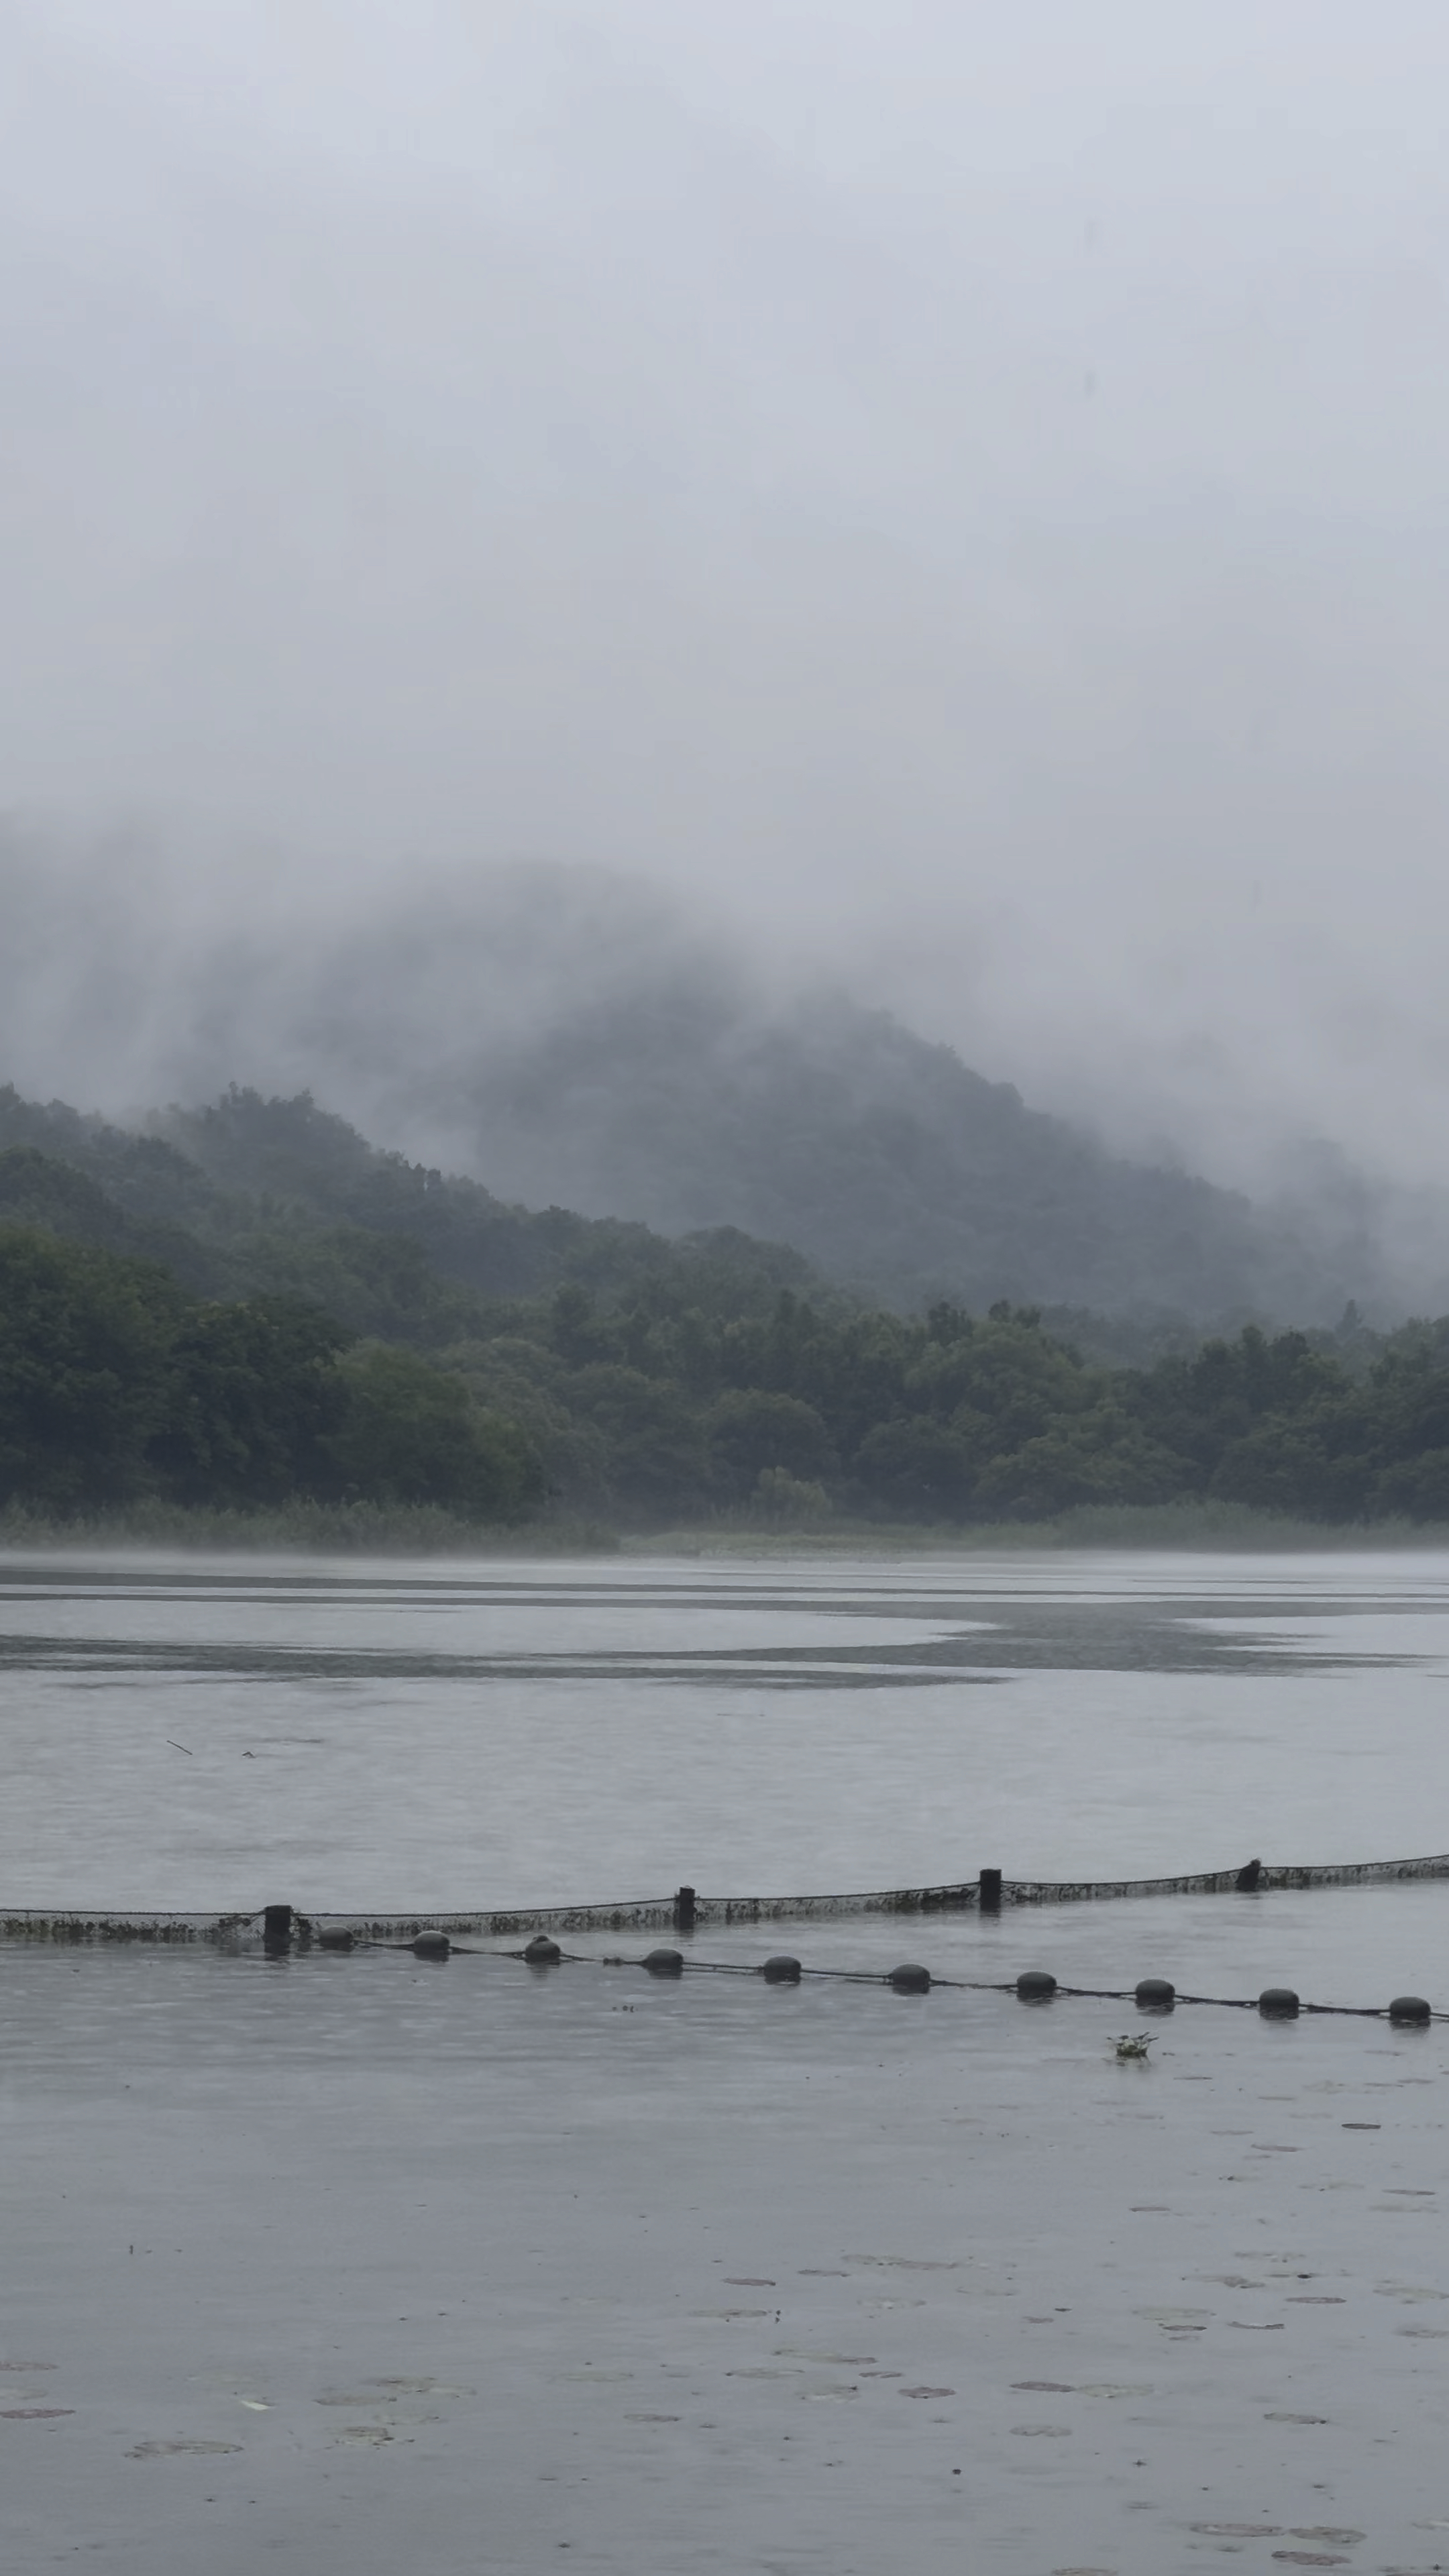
[4,0,1449,1189]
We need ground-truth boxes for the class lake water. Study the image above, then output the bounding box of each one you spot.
[5,1547,1449,2575]
[3,1546,1449,1911]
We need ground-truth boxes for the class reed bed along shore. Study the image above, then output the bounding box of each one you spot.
[0,1497,620,1556]
[3,1493,1447,1557]
[634,1497,1449,1554]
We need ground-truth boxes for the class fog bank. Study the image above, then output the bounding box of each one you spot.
[5,5,1449,1193]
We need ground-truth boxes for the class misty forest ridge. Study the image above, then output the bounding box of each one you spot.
[7,7,1449,1540]
[2,853,1443,1328]
[5,1069,1449,1539]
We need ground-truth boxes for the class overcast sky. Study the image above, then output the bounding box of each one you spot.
[4,1,1449,1188]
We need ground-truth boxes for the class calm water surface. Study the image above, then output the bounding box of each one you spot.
[1,1546,1447,1908]
[6,1547,1449,2574]
[5,1937,1449,2576]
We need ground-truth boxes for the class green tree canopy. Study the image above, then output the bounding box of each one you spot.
[704,1389,836,1501]
[0,1230,177,1507]
[323,1344,543,1519]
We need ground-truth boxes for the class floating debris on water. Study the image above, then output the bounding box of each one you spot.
[127,2438,241,2458]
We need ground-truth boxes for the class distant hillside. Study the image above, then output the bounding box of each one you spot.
[13,1075,1449,1536]
[425,981,1297,1318]
[0,859,1440,1323]
[0,1085,826,1346]
[10,1086,1449,1535]
[170,875,1446,1324]
[203,878,1387,1321]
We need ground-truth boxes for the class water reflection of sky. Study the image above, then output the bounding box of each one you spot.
[3,1935,1448,2575]
[1,1549,1448,1906]
[5,1553,1449,2571]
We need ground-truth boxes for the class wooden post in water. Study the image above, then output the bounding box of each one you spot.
[262,1903,294,1955]
[979,1868,1003,1914]
[674,1884,697,1933]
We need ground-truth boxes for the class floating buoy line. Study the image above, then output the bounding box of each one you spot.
[350,1933,1437,2029]
[0,1878,1442,2027]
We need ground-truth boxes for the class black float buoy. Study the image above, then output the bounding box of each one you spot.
[761,1955,802,1984]
[889,1963,931,1992]
[523,1935,561,1966]
[1389,1994,1432,2025]
[1016,1969,1057,2002]
[643,1948,685,1977]
[1135,1977,1176,2011]
[411,1931,451,1961]
[317,1927,356,1952]
[262,1904,293,1957]
[1258,1986,1299,2017]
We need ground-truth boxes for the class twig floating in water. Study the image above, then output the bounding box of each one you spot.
[165,1741,193,1756]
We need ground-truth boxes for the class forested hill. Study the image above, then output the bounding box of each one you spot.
[0,1084,824,1336]
[433,980,1449,1328]
[102,863,1411,1322]
[7,1080,1449,1533]
[427,985,1299,1319]
[189,949,1417,1324]
[0,859,1431,1320]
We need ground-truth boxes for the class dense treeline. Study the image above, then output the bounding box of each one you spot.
[7,1192,1449,1527]
[0,1230,540,1521]
[433,1283,1449,1525]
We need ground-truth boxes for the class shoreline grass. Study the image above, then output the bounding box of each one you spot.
[625,1497,1449,1554]
[0,1499,621,1556]
[3,1495,1448,1558]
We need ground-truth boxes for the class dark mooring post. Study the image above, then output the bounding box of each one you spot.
[979,1868,1003,1915]
[674,1884,697,1933]
[262,1903,294,1957]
